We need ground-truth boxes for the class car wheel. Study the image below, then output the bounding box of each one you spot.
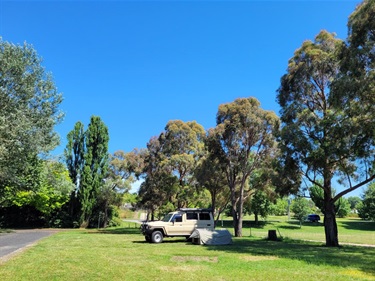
[151,231,163,243]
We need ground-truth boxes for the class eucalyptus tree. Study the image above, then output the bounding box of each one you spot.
[277,27,375,247]
[160,120,206,208]
[138,136,177,220]
[207,97,279,237]
[309,184,351,218]
[0,38,63,195]
[107,149,145,191]
[195,151,230,223]
[98,149,145,227]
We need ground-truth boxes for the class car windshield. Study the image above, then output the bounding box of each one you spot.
[162,213,173,222]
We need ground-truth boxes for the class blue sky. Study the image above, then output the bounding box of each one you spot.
[0,1,363,195]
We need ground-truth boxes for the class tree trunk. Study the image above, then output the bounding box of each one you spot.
[80,218,89,228]
[103,202,109,228]
[232,207,239,236]
[237,214,243,237]
[236,181,246,237]
[324,193,339,246]
[232,202,243,237]
[254,213,259,225]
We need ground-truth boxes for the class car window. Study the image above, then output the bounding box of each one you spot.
[162,214,173,222]
[199,213,211,221]
[174,215,182,222]
[187,212,198,220]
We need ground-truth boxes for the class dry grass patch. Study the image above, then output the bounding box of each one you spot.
[241,255,279,262]
[171,256,218,263]
[160,265,204,272]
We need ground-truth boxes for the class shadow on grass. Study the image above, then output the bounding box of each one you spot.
[133,238,188,244]
[95,227,141,235]
[207,238,375,276]
[277,225,301,230]
[279,222,323,230]
[219,220,269,229]
[339,220,375,232]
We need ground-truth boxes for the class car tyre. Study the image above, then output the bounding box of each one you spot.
[151,231,163,243]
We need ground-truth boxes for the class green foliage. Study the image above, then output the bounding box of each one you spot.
[0,159,74,227]
[309,184,325,213]
[138,120,207,219]
[195,151,229,220]
[207,97,279,237]
[358,183,375,221]
[309,184,351,218]
[269,198,289,216]
[123,192,138,204]
[348,196,361,210]
[80,116,109,227]
[291,197,312,221]
[161,120,206,208]
[276,24,375,246]
[0,38,63,198]
[336,197,351,218]
[64,116,110,227]
[246,190,272,223]
[64,121,85,188]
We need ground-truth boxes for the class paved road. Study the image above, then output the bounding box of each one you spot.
[0,229,58,263]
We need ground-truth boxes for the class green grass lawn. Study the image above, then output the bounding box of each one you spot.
[217,216,375,245]
[0,219,374,281]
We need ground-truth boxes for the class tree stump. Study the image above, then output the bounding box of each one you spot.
[268,230,277,241]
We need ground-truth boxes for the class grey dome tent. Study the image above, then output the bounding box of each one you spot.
[189,229,232,245]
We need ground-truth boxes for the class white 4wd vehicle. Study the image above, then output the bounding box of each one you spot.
[141,208,214,243]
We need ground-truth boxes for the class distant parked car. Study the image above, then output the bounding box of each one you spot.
[306,214,321,222]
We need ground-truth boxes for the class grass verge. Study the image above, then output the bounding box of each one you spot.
[0,225,374,281]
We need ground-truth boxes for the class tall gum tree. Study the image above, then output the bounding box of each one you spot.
[208,97,279,237]
[195,151,230,224]
[277,29,375,247]
[138,136,177,220]
[160,120,206,208]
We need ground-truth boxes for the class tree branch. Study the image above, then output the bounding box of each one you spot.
[334,174,375,201]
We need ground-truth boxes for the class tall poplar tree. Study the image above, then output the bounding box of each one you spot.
[65,116,109,227]
[64,122,85,220]
[79,116,109,227]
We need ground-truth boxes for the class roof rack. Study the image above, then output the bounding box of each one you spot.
[178,208,213,213]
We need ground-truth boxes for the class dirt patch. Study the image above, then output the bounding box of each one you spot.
[241,255,279,262]
[171,256,218,263]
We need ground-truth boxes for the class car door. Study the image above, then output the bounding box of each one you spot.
[197,212,213,229]
[167,214,186,235]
